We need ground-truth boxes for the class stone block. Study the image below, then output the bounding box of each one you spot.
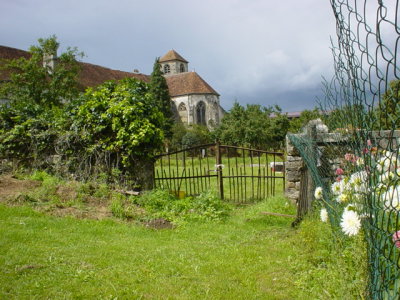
[286,170,301,182]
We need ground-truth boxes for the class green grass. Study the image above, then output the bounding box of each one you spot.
[0,195,367,299]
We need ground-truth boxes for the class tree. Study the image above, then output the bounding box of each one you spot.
[288,108,322,133]
[376,79,400,130]
[214,102,290,150]
[0,35,83,108]
[149,58,174,139]
[0,36,82,166]
[72,78,165,168]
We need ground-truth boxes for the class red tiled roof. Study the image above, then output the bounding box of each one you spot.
[77,62,149,88]
[0,45,150,87]
[0,45,219,98]
[159,50,188,63]
[165,72,219,97]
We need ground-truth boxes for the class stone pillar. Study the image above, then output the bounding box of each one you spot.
[285,135,302,203]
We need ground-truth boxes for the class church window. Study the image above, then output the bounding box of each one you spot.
[178,102,187,111]
[163,64,170,74]
[196,101,206,126]
[178,102,188,124]
[180,63,185,73]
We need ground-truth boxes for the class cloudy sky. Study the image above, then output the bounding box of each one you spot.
[0,0,338,112]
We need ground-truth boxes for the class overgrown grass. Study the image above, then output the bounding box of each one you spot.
[0,179,367,299]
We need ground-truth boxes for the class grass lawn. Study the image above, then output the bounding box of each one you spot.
[0,195,366,299]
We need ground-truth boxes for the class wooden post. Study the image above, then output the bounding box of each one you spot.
[216,141,224,200]
[292,121,317,227]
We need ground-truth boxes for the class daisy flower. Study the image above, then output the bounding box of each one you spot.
[340,209,361,236]
[320,208,328,222]
[314,187,323,200]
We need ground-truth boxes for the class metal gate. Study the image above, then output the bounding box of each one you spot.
[153,143,285,202]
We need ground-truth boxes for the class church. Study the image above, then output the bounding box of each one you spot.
[159,50,224,128]
[0,45,224,128]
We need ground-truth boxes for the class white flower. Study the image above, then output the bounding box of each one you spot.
[320,208,328,222]
[379,172,394,184]
[356,157,364,166]
[314,187,323,200]
[336,193,349,203]
[331,181,342,195]
[382,186,400,211]
[377,156,392,173]
[349,171,368,193]
[340,209,361,236]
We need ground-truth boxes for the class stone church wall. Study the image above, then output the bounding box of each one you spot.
[172,94,221,128]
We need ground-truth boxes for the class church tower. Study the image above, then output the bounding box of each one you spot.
[159,50,188,75]
[159,49,224,128]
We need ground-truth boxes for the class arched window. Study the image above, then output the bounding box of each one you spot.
[163,64,170,74]
[178,102,187,111]
[196,101,206,126]
[178,102,188,124]
[180,63,185,73]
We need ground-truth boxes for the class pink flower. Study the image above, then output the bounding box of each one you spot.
[344,153,358,163]
[367,139,372,146]
[336,176,342,182]
[392,231,400,249]
[335,168,344,176]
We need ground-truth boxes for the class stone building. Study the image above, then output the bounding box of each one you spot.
[0,46,224,127]
[159,50,224,128]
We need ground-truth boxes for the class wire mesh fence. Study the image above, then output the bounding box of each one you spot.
[288,1,400,298]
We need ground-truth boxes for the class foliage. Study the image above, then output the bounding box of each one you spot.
[214,102,290,149]
[0,35,82,107]
[169,123,212,151]
[0,36,81,166]
[375,79,400,130]
[134,189,231,224]
[287,108,323,133]
[71,78,165,168]
[149,58,174,139]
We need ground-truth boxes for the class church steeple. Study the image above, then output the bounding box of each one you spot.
[159,50,188,75]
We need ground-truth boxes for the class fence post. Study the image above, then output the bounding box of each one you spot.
[292,121,318,226]
[215,141,224,200]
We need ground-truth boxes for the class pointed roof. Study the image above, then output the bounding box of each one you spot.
[159,50,188,63]
[165,72,219,97]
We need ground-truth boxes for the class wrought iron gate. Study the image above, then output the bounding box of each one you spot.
[153,143,285,202]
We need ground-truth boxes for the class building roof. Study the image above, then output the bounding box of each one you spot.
[165,71,219,97]
[0,45,219,98]
[159,50,188,63]
[0,45,150,88]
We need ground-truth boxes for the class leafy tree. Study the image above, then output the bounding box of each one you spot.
[0,35,83,108]
[214,102,290,150]
[149,58,174,139]
[0,36,82,166]
[376,79,400,129]
[72,78,165,170]
[288,108,323,133]
[181,125,212,149]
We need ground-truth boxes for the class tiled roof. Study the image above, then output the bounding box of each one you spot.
[165,72,219,97]
[0,45,150,88]
[159,50,188,63]
[0,45,219,98]
[77,62,149,88]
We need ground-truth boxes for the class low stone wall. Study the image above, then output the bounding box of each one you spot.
[285,120,400,204]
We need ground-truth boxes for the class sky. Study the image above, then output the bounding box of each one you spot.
[0,0,338,112]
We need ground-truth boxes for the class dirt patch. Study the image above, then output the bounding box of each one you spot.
[0,175,41,202]
[143,218,174,230]
[49,205,113,220]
